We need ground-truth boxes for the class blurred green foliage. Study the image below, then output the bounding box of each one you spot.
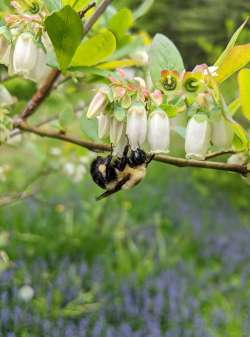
[123,0,250,67]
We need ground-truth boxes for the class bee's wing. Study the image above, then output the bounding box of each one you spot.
[96,174,130,201]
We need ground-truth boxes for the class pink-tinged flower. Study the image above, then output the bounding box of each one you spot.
[97,113,110,139]
[150,90,163,106]
[185,114,211,160]
[117,68,126,79]
[113,86,126,100]
[193,64,218,77]
[126,102,147,150]
[147,109,170,153]
[160,70,180,92]
[87,90,107,119]
[211,117,234,149]
[110,118,124,145]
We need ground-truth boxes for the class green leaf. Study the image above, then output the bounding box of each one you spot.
[215,19,248,67]
[160,103,178,118]
[229,119,248,151]
[238,68,250,120]
[80,113,98,140]
[70,30,116,67]
[44,0,61,12]
[228,98,241,116]
[68,66,112,78]
[216,44,250,83]
[133,0,154,20]
[148,33,185,87]
[108,8,133,40]
[45,6,83,71]
[61,0,90,11]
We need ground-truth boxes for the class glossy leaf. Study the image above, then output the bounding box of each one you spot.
[45,6,83,71]
[228,98,240,116]
[108,8,133,40]
[148,34,184,87]
[238,68,250,120]
[61,0,90,11]
[216,44,250,83]
[98,59,141,69]
[215,19,248,67]
[71,30,116,67]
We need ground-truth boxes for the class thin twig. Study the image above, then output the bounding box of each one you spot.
[17,121,249,175]
[79,1,96,18]
[205,150,236,160]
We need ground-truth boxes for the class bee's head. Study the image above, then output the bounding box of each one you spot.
[128,149,147,167]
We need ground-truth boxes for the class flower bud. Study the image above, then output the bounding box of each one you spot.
[97,113,110,139]
[211,117,234,149]
[110,118,124,145]
[87,90,107,119]
[147,109,170,153]
[12,32,38,77]
[126,102,147,150]
[185,114,211,160]
[0,85,16,107]
[131,49,149,65]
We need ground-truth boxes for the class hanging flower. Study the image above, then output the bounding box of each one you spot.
[28,45,50,83]
[126,102,147,150]
[0,85,16,107]
[211,116,234,149]
[113,127,127,157]
[227,153,246,165]
[147,108,170,153]
[0,34,11,66]
[87,89,107,119]
[110,117,124,145]
[97,113,110,139]
[12,32,38,77]
[185,114,211,160]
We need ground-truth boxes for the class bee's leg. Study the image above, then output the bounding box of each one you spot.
[96,174,130,201]
[146,153,155,167]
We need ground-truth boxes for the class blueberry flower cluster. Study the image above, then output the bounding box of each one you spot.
[87,66,235,160]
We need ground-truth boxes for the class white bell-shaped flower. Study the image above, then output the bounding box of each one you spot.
[185,114,211,160]
[97,113,110,139]
[26,45,51,84]
[147,109,170,153]
[126,102,147,150]
[12,32,38,77]
[211,116,234,149]
[113,127,127,157]
[87,90,107,119]
[110,117,124,145]
[227,153,246,165]
[0,35,11,66]
[0,85,16,107]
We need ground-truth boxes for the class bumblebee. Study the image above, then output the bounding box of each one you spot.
[90,145,154,200]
